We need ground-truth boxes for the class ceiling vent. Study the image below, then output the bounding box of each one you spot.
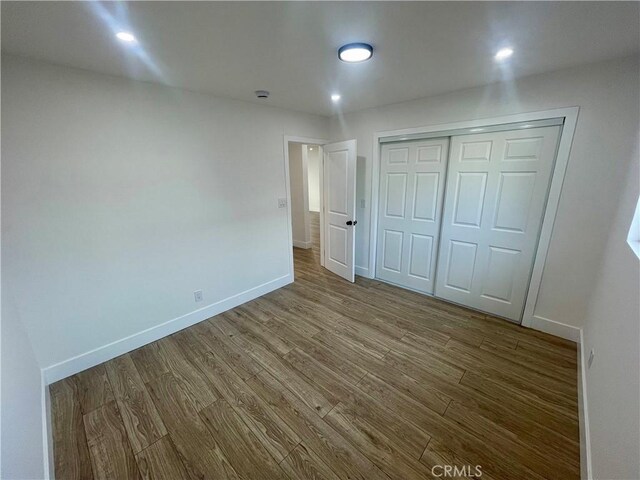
[255,90,270,99]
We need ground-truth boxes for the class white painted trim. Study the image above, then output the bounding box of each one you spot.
[355,265,370,277]
[369,135,382,279]
[42,274,291,384]
[577,328,593,480]
[319,146,325,268]
[379,117,564,143]
[369,107,580,329]
[301,145,311,246]
[41,372,54,479]
[522,108,579,327]
[293,240,312,249]
[283,139,295,280]
[283,135,328,279]
[529,315,581,343]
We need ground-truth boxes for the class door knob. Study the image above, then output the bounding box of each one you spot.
[346,220,358,226]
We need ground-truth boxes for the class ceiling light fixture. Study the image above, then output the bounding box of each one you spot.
[116,31,137,43]
[494,47,514,61]
[331,94,341,102]
[338,43,373,63]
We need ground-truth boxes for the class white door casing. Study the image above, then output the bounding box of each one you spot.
[434,126,561,321]
[323,140,357,282]
[376,138,449,293]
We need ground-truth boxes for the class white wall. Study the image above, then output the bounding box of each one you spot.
[307,146,321,212]
[329,55,640,330]
[4,51,638,480]
[581,144,640,479]
[288,142,310,247]
[1,288,46,480]
[2,54,328,374]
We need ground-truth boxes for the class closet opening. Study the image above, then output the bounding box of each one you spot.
[369,109,578,326]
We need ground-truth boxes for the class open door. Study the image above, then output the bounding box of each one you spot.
[322,140,357,282]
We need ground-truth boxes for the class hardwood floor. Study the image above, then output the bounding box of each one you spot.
[50,211,579,479]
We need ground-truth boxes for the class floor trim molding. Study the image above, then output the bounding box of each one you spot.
[42,274,292,385]
[529,315,581,343]
[293,240,312,249]
[577,328,593,480]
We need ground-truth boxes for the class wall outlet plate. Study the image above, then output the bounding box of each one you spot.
[194,290,203,302]
[278,198,287,208]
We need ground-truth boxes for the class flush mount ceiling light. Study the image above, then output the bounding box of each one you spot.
[494,47,514,61]
[331,94,341,102]
[116,31,137,43]
[338,43,373,63]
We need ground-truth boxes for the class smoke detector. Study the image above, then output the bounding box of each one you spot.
[255,90,270,99]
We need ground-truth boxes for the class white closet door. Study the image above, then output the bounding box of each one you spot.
[376,138,449,293]
[434,126,560,321]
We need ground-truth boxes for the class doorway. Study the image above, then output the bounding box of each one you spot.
[284,136,358,282]
[288,142,323,269]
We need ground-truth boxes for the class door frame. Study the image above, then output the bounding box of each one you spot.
[368,106,579,327]
[283,135,328,280]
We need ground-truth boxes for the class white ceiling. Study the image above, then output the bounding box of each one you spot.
[2,2,639,116]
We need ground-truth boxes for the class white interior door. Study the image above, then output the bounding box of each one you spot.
[323,140,357,282]
[376,138,449,293]
[435,126,561,321]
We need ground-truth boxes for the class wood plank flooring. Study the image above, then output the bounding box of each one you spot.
[50,212,579,479]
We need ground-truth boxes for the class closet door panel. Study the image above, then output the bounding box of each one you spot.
[435,126,560,322]
[376,138,449,293]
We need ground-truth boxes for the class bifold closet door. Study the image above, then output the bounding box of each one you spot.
[376,138,449,293]
[434,126,561,321]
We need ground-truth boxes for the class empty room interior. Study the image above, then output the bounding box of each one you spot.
[2,2,639,479]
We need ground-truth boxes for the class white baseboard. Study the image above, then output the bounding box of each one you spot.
[577,328,593,480]
[293,239,312,249]
[355,265,371,278]
[528,315,581,343]
[42,274,292,384]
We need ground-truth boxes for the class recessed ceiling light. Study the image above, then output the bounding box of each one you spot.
[470,128,485,132]
[494,47,514,61]
[116,31,137,43]
[338,43,373,63]
[331,94,341,102]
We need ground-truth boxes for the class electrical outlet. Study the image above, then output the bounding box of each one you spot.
[360,199,365,209]
[194,290,203,302]
[278,198,287,208]
[588,348,595,369]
